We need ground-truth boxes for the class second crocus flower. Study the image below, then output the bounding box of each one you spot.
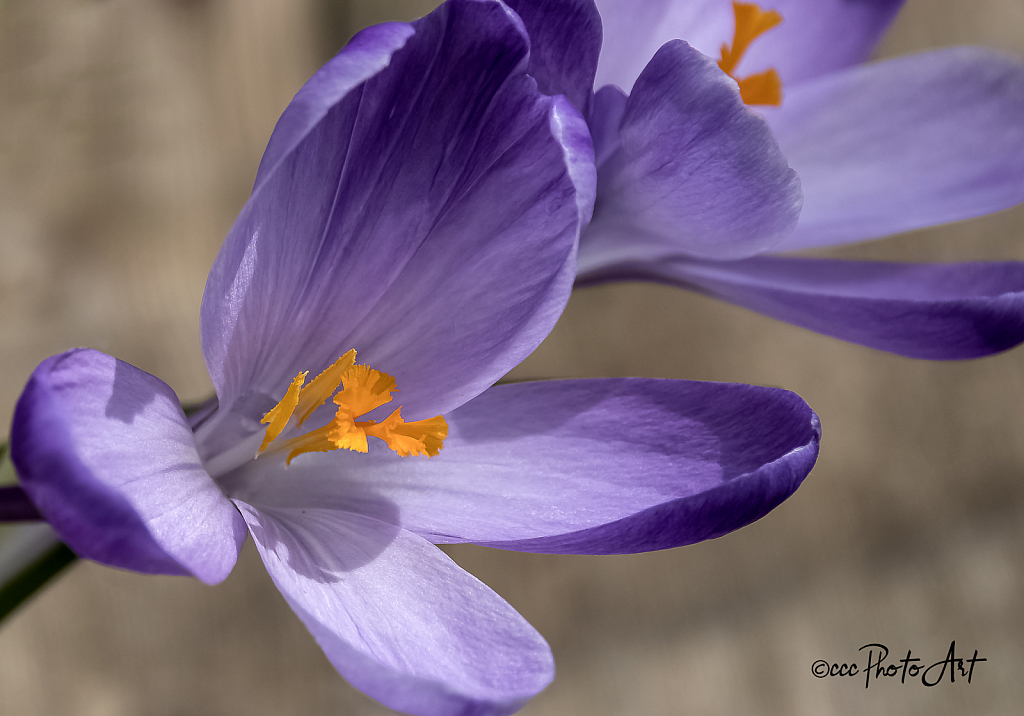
[510,0,1024,359]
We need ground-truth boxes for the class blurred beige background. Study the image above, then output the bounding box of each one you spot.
[2,0,1024,714]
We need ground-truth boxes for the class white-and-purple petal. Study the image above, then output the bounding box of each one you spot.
[202,0,593,425]
[581,40,801,265]
[764,47,1024,250]
[236,502,553,716]
[10,350,246,584]
[583,255,1024,359]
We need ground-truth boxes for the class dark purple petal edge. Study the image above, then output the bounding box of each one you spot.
[477,390,820,554]
[579,256,1024,360]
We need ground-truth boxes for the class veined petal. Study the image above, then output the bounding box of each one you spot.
[585,255,1024,360]
[582,41,801,265]
[593,0,904,92]
[504,0,603,114]
[10,350,246,584]
[236,503,552,716]
[202,0,590,425]
[768,47,1024,250]
[233,379,819,553]
[253,22,415,194]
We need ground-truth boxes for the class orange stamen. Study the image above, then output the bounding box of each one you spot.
[258,352,448,464]
[294,350,356,427]
[259,371,306,452]
[736,68,782,106]
[364,409,448,458]
[718,2,784,106]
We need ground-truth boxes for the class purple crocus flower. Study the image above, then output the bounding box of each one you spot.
[3,1,820,714]
[507,0,1024,359]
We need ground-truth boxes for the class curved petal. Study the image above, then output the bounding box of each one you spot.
[768,47,1024,250]
[582,255,1024,359]
[202,0,590,426]
[236,502,553,716]
[593,0,904,92]
[252,22,415,194]
[10,350,246,584]
[230,379,819,553]
[581,40,801,266]
[504,0,603,115]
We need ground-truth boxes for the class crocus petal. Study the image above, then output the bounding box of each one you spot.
[10,349,246,584]
[236,502,552,716]
[593,0,733,93]
[202,0,591,424]
[593,0,904,92]
[583,255,1024,360]
[232,379,819,553]
[504,0,603,114]
[582,40,801,265]
[767,47,1024,250]
[588,84,629,169]
[252,22,415,194]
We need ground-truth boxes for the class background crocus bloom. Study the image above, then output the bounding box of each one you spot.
[509,0,1024,359]
[6,1,820,715]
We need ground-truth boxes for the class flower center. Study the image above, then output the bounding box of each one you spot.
[718,1,783,106]
[258,350,448,464]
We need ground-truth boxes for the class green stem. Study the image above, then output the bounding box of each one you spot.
[0,525,77,624]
